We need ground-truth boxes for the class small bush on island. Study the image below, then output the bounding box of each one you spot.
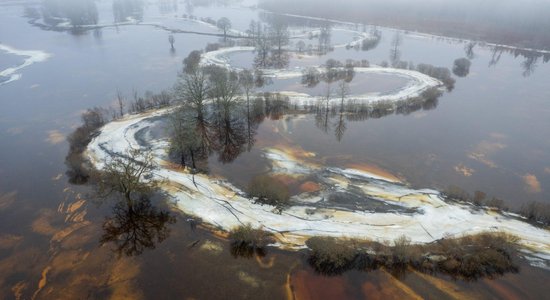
[416,63,455,91]
[453,57,472,77]
[304,232,520,280]
[306,237,357,275]
[65,107,107,184]
[248,175,290,212]
[228,224,274,258]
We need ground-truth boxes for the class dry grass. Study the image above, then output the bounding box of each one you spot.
[305,232,520,280]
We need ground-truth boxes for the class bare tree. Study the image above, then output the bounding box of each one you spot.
[335,80,349,141]
[239,69,256,150]
[174,68,210,120]
[296,40,306,53]
[217,17,232,41]
[207,67,241,120]
[168,107,203,169]
[316,82,332,133]
[253,26,271,68]
[268,18,290,68]
[337,80,349,105]
[96,149,157,208]
[390,32,402,67]
[464,42,475,59]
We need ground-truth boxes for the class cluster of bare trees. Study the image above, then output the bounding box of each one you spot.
[305,232,519,279]
[301,59,356,88]
[247,18,291,69]
[169,65,269,171]
[444,185,550,227]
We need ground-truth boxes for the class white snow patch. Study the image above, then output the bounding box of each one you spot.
[86,109,550,269]
[0,44,51,86]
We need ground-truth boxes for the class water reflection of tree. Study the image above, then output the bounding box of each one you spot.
[490,46,549,76]
[464,42,476,59]
[488,47,504,67]
[101,198,176,257]
[521,55,538,77]
[313,87,441,141]
[92,149,176,257]
[389,32,403,67]
[170,67,272,170]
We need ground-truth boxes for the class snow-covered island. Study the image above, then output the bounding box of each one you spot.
[84,29,550,270]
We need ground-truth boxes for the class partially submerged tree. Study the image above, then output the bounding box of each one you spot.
[168,34,175,50]
[95,149,157,208]
[453,57,471,77]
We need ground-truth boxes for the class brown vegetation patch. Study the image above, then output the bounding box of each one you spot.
[305,232,520,280]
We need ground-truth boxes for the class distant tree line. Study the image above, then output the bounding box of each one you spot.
[259,0,550,51]
[443,185,550,227]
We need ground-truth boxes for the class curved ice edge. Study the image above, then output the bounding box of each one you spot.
[0,44,51,86]
[200,46,443,104]
[85,109,550,270]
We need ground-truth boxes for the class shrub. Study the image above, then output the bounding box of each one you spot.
[229,224,274,258]
[305,232,520,279]
[248,175,290,212]
[453,58,471,77]
[205,43,221,52]
[306,237,357,275]
[416,63,455,91]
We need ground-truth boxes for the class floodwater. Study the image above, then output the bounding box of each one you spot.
[1,0,550,299]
